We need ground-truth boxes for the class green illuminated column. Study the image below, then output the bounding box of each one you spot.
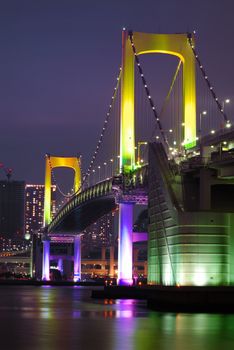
[120,30,135,173]
[44,155,51,226]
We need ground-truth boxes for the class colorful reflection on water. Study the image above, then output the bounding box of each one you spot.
[0,286,234,350]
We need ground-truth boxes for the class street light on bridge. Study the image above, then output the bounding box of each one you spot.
[137,141,147,166]
[221,98,231,124]
[222,98,230,112]
[226,120,232,128]
[98,166,101,182]
[103,162,107,179]
[222,99,231,129]
[92,169,96,185]
[199,110,207,139]
[110,159,114,176]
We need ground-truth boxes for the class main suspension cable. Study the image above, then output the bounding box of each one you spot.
[52,66,122,205]
[83,66,122,184]
[187,32,229,123]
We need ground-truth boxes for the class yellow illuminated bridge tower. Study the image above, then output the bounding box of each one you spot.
[42,155,81,281]
[118,30,196,285]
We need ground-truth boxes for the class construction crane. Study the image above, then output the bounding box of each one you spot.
[0,163,13,181]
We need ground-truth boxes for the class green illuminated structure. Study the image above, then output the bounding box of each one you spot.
[148,143,234,286]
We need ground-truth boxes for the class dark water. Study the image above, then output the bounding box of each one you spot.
[0,286,234,350]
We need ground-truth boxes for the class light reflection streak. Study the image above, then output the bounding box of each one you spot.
[2,287,234,350]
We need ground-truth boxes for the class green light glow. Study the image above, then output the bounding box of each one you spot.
[193,267,207,286]
[148,211,231,286]
[185,140,197,150]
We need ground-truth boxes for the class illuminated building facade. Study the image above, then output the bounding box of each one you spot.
[25,184,56,238]
[82,211,116,255]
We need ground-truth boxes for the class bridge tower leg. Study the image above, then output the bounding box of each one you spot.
[118,203,134,285]
[74,235,81,282]
[42,239,50,281]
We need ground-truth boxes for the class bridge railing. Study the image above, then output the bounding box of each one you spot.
[201,125,234,146]
[48,164,149,233]
[48,178,114,232]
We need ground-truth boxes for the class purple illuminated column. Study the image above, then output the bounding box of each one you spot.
[74,235,81,282]
[42,239,50,281]
[118,203,133,285]
[57,258,63,274]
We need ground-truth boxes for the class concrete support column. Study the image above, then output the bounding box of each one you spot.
[109,246,115,277]
[118,203,134,285]
[74,235,81,282]
[200,168,211,210]
[57,258,63,274]
[201,146,212,164]
[42,239,50,281]
[101,246,106,270]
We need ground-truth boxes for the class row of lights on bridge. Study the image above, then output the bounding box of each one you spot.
[85,66,122,181]
[199,98,231,135]
[75,97,232,192]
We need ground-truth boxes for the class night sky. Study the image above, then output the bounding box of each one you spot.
[0,0,234,185]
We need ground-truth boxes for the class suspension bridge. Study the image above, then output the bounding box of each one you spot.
[37,30,234,287]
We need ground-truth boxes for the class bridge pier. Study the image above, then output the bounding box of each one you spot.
[42,238,50,281]
[73,235,81,282]
[117,203,134,285]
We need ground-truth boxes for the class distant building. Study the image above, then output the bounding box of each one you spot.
[0,180,25,240]
[25,184,56,238]
[82,211,116,256]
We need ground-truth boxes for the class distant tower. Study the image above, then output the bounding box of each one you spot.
[0,180,25,240]
[43,155,81,226]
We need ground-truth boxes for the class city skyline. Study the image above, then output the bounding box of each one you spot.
[0,0,233,184]
[1,4,234,349]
